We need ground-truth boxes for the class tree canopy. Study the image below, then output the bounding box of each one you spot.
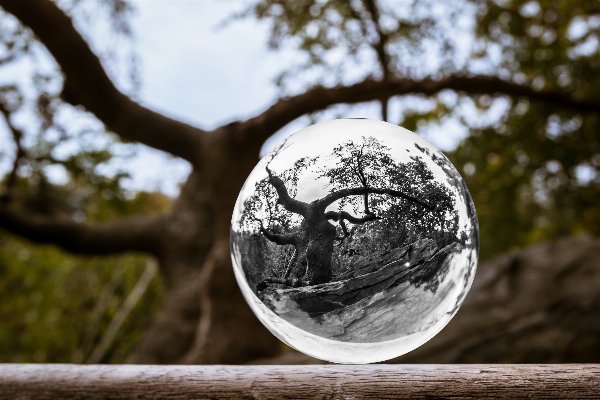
[236,135,455,288]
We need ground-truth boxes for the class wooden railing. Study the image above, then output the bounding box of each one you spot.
[0,364,598,399]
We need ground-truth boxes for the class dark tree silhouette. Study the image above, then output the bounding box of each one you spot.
[241,137,438,287]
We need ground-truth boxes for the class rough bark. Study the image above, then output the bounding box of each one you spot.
[1,364,598,399]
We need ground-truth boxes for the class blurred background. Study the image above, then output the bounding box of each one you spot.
[0,0,599,364]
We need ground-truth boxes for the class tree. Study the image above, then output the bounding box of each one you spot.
[0,0,599,364]
[239,136,448,288]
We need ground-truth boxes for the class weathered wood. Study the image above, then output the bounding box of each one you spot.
[0,364,597,399]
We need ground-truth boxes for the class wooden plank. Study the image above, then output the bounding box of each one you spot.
[0,364,598,399]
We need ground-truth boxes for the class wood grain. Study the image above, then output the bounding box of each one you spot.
[0,364,598,399]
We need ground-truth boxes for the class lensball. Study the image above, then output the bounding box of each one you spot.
[230,119,478,363]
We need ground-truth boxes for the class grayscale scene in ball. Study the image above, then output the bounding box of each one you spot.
[231,119,478,359]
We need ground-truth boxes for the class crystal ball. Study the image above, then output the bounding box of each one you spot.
[231,119,479,363]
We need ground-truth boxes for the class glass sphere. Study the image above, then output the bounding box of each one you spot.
[231,119,478,363]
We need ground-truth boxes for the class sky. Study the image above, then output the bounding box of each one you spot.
[126,0,401,194]
[110,0,289,194]
[0,0,475,196]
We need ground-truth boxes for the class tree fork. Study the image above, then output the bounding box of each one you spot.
[0,0,208,165]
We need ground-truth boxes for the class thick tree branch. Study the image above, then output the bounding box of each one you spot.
[265,167,308,216]
[260,226,297,246]
[0,207,164,256]
[239,76,600,147]
[326,210,375,245]
[0,0,207,165]
[325,210,378,225]
[319,186,434,211]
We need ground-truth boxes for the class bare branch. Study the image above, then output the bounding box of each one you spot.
[238,76,600,148]
[265,166,308,216]
[260,225,297,246]
[71,266,124,364]
[0,0,207,165]
[326,210,375,245]
[326,210,378,225]
[86,259,158,364]
[0,206,164,256]
[0,103,25,203]
[363,0,391,121]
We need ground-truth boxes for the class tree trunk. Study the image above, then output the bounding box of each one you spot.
[126,162,281,364]
[304,218,337,285]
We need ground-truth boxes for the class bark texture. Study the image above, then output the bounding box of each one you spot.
[0,364,598,399]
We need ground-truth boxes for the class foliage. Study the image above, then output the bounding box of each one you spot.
[248,0,600,259]
[236,136,460,289]
[0,233,164,363]
[247,0,468,90]
[0,0,169,363]
[446,0,600,257]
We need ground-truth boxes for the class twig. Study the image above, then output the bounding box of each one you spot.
[85,259,157,364]
[0,103,25,203]
[71,266,124,363]
[363,0,392,121]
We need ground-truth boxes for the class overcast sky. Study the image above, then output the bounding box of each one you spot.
[125,0,398,194]
[1,0,473,196]
[119,0,285,194]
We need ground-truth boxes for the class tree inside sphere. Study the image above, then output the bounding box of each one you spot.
[231,119,479,363]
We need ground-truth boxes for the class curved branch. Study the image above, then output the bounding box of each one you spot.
[0,207,164,256]
[320,186,434,211]
[326,210,375,246]
[238,76,600,147]
[260,225,297,246]
[265,167,308,216]
[325,210,378,225]
[0,0,206,165]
